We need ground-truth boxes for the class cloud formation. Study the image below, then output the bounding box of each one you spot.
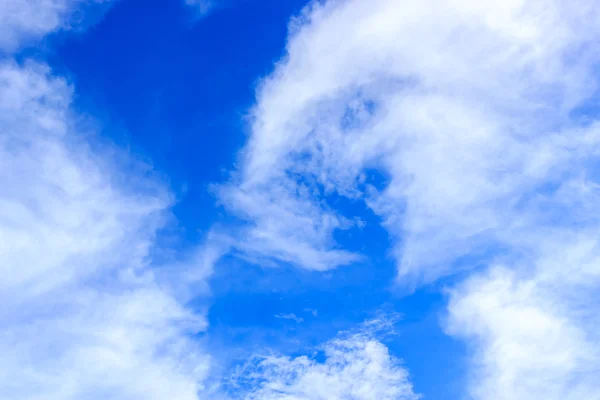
[0,2,215,399]
[226,319,419,400]
[221,0,600,398]
[446,240,600,400]
[6,0,600,399]
[224,0,600,278]
[0,0,111,52]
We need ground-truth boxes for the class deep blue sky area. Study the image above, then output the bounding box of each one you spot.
[40,1,467,398]
[47,0,309,243]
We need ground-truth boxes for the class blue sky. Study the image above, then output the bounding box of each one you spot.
[3,1,600,399]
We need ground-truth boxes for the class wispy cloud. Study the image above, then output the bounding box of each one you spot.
[274,313,304,323]
[217,179,361,271]
[225,317,419,400]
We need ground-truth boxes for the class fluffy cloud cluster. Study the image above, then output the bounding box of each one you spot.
[227,322,418,400]
[221,0,600,398]
[0,2,215,399]
[224,0,600,278]
[447,265,600,400]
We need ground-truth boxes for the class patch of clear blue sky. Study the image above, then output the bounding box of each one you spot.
[38,1,467,398]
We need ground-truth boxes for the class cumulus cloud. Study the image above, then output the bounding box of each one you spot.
[226,318,419,400]
[220,0,600,398]
[0,2,216,398]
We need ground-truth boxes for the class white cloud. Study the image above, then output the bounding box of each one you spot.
[275,313,304,323]
[220,0,600,398]
[447,259,600,400]
[6,0,600,398]
[218,179,360,271]
[226,319,419,400]
[0,0,111,53]
[0,1,217,397]
[223,0,600,278]
[0,57,215,400]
